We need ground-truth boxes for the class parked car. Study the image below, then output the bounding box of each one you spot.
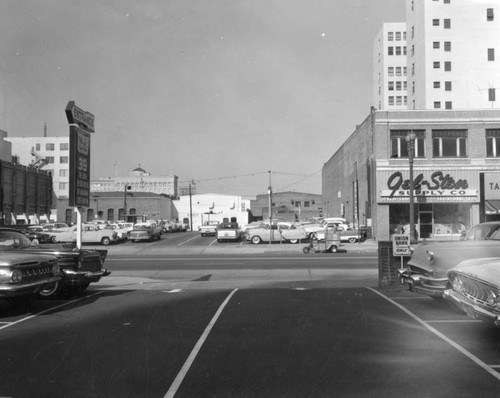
[0,228,109,298]
[340,228,366,243]
[0,234,61,302]
[53,224,118,246]
[398,221,500,298]
[217,222,242,242]
[41,222,70,232]
[246,222,307,244]
[302,219,348,238]
[199,221,220,236]
[104,223,130,241]
[129,222,162,242]
[444,257,500,327]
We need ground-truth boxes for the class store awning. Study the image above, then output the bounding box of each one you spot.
[485,200,500,214]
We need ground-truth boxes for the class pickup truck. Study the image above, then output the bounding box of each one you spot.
[199,221,220,236]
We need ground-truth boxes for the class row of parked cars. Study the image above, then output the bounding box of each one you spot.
[399,221,500,327]
[198,217,367,245]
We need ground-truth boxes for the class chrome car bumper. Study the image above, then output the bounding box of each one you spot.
[0,276,62,297]
[443,289,500,327]
[397,268,448,298]
[62,268,111,284]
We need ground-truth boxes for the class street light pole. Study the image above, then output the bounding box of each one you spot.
[405,131,417,243]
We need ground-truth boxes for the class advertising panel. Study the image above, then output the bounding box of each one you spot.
[69,126,90,207]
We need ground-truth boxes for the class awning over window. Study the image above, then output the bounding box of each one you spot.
[485,200,500,214]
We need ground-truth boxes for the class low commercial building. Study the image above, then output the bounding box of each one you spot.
[250,191,323,222]
[322,109,500,241]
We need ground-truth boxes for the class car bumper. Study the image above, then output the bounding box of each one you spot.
[443,289,500,326]
[0,276,62,297]
[397,268,448,298]
[62,268,111,284]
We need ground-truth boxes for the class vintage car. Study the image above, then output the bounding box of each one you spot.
[53,224,118,246]
[246,222,307,244]
[199,221,220,236]
[216,222,242,242]
[0,243,61,302]
[104,223,130,241]
[0,228,109,298]
[398,221,500,298]
[302,218,348,238]
[129,222,162,242]
[24,225,53,244]
[444,258,500,327]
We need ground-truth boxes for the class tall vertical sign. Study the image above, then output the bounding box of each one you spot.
[65,101,95,207]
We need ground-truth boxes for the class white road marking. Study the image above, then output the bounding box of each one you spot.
[177,236,201,246]
[0,292,103,331]
[425,319,482,323]
[164,288,238,398]
[368,287,500,382]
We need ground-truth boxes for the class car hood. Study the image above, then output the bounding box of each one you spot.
[408,240,500,277]
[0,251,56,265]
[448,257,500,283]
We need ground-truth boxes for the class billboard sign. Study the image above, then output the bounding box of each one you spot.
[69,126,90,207]
[65,101,95,133]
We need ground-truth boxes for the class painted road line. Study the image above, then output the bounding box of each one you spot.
[368,287,500,382]
[425,319,482,323]
[177,236,201,246]
[0,292,103,331]
[164,288,238,398]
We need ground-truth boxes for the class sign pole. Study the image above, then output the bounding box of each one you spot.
[76,208,82,249]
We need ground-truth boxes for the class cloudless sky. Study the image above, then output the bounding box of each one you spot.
[0,0,405,197]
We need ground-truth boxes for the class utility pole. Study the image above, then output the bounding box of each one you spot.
[268,171,272,245]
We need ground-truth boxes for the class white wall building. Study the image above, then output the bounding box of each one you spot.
[406,0,499,110]
[173,193,251,231]
[7,136,69,198]
[373,22,408,110]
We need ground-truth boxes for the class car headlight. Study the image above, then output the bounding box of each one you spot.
[52,263,61,275]
[11,269,23,283]
[451,276,464,293]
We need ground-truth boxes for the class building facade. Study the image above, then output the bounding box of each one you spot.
[323,109,500,241]
[407,0,499,110]
[90,165,178,198]
[373,22,408,110]
[250,191,323,222]
[7,136,70,198]
[173,193,251,231]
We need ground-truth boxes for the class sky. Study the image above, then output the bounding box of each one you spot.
[0,0,405,197]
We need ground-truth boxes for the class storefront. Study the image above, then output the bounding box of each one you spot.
[377,167,481,239]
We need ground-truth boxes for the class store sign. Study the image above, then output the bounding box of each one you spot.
[392,234,410,256]
[484,172,500,200]
[379,170,479,203]
[69,126,90,207]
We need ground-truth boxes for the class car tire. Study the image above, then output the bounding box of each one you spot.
[101,237,111,246]
[289,239,299,244]
[51,236,57,243]
[329,245,338,253]
[32,238,40,245]
[251,236,262,244]
[38,281,60,298]
[303,246,310,254]
[348,237,357,243]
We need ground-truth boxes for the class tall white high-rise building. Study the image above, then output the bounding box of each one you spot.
[406,0,499,110]
[373,22,408,110]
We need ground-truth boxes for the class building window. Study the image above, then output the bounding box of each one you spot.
[488,48,495,61]
[60,143,69,150]
[444,0,450,3]
[433,19,440,26]
[388,96,394,105]
[388,47,394,56]
[403,81,407,91]
[434,81,441,89]
[60,156,69,164]
[59,182,68,190]
[46,143,55,151]
[388,81,394,91]
[45,156,55,164]
[445,101,452,110]
[432,130,467,158]
[35,143,41,151]
[395,46,401,56]
[59,169,68,177]
[107,209,114,221]
[445,81,452,91]
[444,61,452,71]
[388,67,394,76]
[433,61,440,69]
[487,8,494,21]
[396,96,402,105]
[395,32,401,41]
[396,81,402,91]
[403,46,407,56]
[444,41,451,51]
[396,67,401,76]
[403,66,407,76]
[388,32,394,41]
[433,42,440,49]
[489,88,496,102]
[444,19,451,29]
[434,102,441,109]
[304,201,310,207]
[390,130,425,159]
[486,129,500,157]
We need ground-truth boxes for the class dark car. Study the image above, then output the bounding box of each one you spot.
[398,221,500,298]
[0,228,110,298]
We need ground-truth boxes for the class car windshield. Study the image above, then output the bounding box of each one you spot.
[0,230,34,250]
[464,224,500,240]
